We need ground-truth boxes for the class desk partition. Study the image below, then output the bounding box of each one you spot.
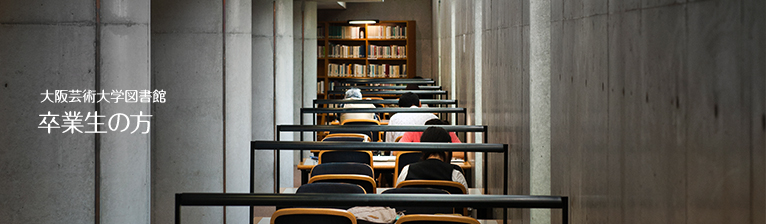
[333,85,443,90]
[327,90,448,96]
[276,125,490,190]
[313,99,457,107]
[176,193,568,224]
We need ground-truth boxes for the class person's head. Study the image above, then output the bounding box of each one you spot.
[344,88,362,100]
[398,92,420,107]
[419,126,451,161]
[424,119,449,125]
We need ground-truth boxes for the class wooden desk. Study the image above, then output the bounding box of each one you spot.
[297,157,472,185]
[281,187,484,195]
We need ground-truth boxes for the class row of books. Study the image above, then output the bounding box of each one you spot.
[328,63,368,78]
[368,64,407,78]
[317,26,325,39]
[367,25,406,39]
[328,26,364,39]
[326,44,365,58]
[317,80,325,94]
[368,45,407,59]
[327,63,407,78]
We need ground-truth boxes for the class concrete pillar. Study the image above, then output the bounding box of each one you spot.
[530,0,551,223]
[224,0,253,223]
[472,0,483,188]
[294,0,318,152]
[151,0,225,223]
[99,0,152,223]
[252,0,294,193]
[0,0,152,223]
[0,2,97,223]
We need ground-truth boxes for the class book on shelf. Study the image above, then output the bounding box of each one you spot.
[317,80,325,94]
[318,46,326,57]
[367,25,406,39]
[328,63,367,78]
[368,64,407,78]
[329,43,365,58]
[368,45,407,59]
[329,25,364,39]
[317,25,325,38]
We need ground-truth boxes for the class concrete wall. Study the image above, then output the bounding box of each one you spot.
[434,0,530,222]
[436,0,766,223]
[151,0,252,223]
[0,0,151,223]
[318,0,434,78]
[549,0,766,223]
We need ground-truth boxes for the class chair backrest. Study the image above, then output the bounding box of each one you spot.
[310,162,374,178]
[309,174,377,193]
[271,208,357,224]
[394,151,422,181]
[319,150,373,166]
[381,188,452,214]
[296,182,367,194]
[394,214,479,224]
[395,180,467,195]
[340,118,381,142]
[322,133,371,142]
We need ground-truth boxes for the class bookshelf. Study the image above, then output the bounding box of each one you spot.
[316,21,417,100]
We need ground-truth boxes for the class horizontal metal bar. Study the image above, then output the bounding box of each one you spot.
[177,193,567,209]
[333,85,442,90]
[300,107,466,114]
[328,90,448,95]
[251,141,507,152]
[313,99,457,105]
[277,125,486,132]
[335,78,435,84]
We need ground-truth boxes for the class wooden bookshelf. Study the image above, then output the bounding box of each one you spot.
[316,20,417,100]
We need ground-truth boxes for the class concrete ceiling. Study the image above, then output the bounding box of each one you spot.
[314,0,385,10]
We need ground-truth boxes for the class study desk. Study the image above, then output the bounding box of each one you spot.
[280,187,484,195]
[253,217,501,224]
[296,157,472,185]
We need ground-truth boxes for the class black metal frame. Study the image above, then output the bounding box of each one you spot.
[327,90,448,96]
[334,78,435,85]
[276,125,490,191]
[333,85,443,90]
[177,193,568,224]
[313,99,457,107]
[300,107,467,128]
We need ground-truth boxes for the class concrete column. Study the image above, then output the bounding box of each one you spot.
[151,0,224,223]
[224,0,253,223]
[252,0,294,193]
[99,0,151,223]
[530,0,551,223]
[0,2,97,223]
[275,0,295,189]
[294,0,318,152]
[1,0,152,223]
[472,0,483,188]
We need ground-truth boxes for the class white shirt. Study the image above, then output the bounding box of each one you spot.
[385,106,438,142]
[395,165,468,190]
[340,102,377,123]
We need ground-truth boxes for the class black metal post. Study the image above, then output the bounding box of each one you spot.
[175,194,181,224]
[562,197,569,224]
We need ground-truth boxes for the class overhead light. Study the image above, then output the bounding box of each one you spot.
[348,19,379,24]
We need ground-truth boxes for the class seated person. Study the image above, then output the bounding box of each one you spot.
[385,92,437,142]
[396,119,464,159]
[395,127,468,190]
[339,88,377,123]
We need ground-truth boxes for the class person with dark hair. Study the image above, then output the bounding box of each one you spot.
[394,127,468,189]
[385,92,438,142]
[396,119,464,158]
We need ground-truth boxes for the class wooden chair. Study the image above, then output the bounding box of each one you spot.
[393,151,422,182]
[308,174,377,193]
[310,162,375,179]
[321,133,372,142]
[271,208,357,224]
[318,150,373,167]
[395,180,466,195]
[340,118,382,142]
[395,214,479,224]
[296,182,367,194]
